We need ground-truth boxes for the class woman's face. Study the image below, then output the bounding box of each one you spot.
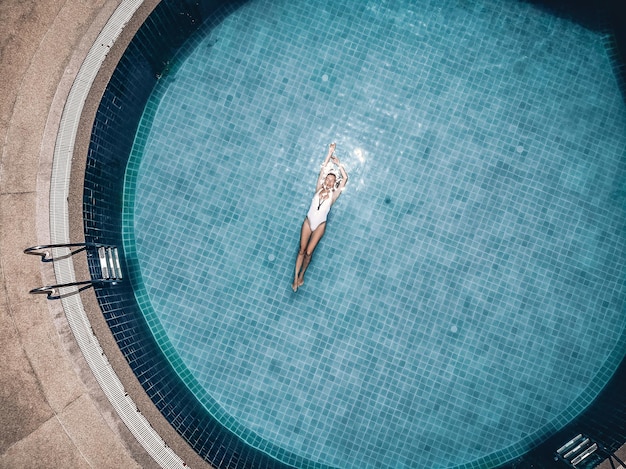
[325,174,337,188]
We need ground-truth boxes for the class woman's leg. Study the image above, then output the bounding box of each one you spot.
[297,222,326,286]
[293,218,312,291]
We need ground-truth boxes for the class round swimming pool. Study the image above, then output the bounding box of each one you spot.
[85,0,626,468]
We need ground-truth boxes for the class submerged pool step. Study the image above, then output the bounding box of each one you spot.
[554,433,626,469]
[555,434,599,467]
[98,246,123,280]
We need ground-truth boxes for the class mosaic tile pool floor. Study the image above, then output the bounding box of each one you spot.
[123,0,626,467]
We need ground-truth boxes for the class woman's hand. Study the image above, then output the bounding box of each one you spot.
[319,143,337,191]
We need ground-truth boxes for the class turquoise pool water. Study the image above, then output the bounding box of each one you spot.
[123,0,626,467]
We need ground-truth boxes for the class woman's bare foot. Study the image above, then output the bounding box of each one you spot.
[291,276,305,292]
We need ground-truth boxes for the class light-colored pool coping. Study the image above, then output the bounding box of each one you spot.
[49,1,191,467]
[58,1,216,468]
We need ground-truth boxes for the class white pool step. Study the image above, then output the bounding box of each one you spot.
[98,246,123,280]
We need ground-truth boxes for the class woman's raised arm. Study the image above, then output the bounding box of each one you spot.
[331,153,348,202]
[316,143,336,191]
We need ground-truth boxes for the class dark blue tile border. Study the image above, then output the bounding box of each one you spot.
[83,1,626,468]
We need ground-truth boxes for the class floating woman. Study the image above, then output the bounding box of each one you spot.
[292,143,348,292]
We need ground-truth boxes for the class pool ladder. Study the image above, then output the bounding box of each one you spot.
[25,243,123,299]
[555,434,626,468]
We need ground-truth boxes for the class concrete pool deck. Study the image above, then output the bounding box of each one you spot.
[0,1,623,468]
[0,1,209,467]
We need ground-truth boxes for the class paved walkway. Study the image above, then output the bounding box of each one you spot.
[1,1,165,467]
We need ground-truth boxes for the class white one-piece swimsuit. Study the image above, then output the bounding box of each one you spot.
[306,189,332,231]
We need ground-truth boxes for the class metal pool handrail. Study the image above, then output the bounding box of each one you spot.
[29,280,105,299]
[25,242,111,262]
[25,243,123,299]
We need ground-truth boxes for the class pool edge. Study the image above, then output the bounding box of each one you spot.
[52,1,214,468]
